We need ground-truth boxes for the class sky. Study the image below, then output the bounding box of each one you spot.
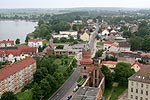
[0,0,150,8]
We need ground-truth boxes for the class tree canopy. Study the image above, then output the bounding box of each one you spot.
[114,62,134,85]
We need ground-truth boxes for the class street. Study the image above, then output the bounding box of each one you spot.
[48,66,80,100]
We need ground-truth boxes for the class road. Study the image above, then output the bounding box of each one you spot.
[48,66,80,100]
[88,22,99,57]
[49,21,99,100]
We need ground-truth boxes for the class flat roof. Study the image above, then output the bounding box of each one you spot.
[72,86,99,100]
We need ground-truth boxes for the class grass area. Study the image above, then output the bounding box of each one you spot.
[103,84,127,100]
[77,76,82,83]
[110,85,127,100]
[103,86,113,99]
[16,89,33,100]
[97,42,103,46]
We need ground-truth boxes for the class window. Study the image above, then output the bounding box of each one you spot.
[135,96,138,100]
[131,88,133,92]
[146,91,148,95]
[136,89,138,93]
[141,84,143,88]
[146,85,149,89]
[131,95,133,99]
[136,83,138,86]
[141,90,143,94]
[131,82,133,86]
[84,67,86,70]
[83,75,87,78]
[140,97,143,100]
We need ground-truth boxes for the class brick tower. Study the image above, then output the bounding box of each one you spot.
[80,48,104,88]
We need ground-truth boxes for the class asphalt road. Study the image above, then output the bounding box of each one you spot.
[48,66,80,100]
[49,22,99,100]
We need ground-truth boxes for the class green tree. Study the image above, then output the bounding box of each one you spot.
[46,74,58,89]
[15,38,20,44]
[40,79,51,97]
[38,46,43,52]
[129,36,142,51]
[123,30,131,38]
[32,83,43,100]
[94,50,103,59]
[95,34,100,40]
[114,62,134,85]
[1,91,18,100]
[101,65,114,87]
[56,45,64,49]
[141,37,150,52]
[25,35,30,43]
[60,37,67,43]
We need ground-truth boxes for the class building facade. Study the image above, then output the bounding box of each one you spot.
[0,57,36,97]
[0,40,14,47]
[128,65,150,100]
[28,39,43,48]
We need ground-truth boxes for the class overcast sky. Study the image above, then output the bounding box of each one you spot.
[0,0,150,8]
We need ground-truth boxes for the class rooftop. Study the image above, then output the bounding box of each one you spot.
[0,40,14,45]
[101,61,118,65]
[0,57,36,81]
[129,65,150,83]
[104,41,114,45]
[72,86,99,100]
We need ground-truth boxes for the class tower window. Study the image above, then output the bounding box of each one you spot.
[84,67,86,70]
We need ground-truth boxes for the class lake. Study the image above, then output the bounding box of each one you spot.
[0,20,37,43]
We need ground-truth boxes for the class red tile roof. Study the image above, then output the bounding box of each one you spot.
[132,61,143,68]
[28,39,42,43]
[140,53,150,57]
[0,40,14,45]
[80,59,93,63]
[0,57,36,81]
[0,46,37,56]
[101,61,118,65]
[104,41,114,45]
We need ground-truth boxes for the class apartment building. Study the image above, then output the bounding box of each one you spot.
[0,57,36,97]
[128,65,150,100]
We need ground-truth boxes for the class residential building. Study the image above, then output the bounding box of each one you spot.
[101,29,109,36]
[28,39,43,48]
[0,57,36,97]
[80,32,90,41]
[0,46,37,62]
[53,34,69,39]
[103,40,114,50]
[0,40,14,47]
[59,31,78,39]
[101,61,118,72]
[128,65,150,100]
[131,61,143,72]
[118,41,130,51]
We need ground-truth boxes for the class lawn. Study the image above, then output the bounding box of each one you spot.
[103,85,127,100]
[103,86,113,99]
[16,89,33,100]
[110,85,127,100]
